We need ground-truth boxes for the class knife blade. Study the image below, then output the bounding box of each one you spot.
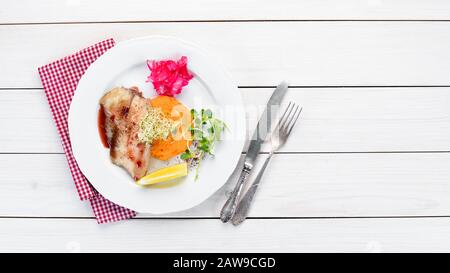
[220,82,288,223]
[245,81,288,167]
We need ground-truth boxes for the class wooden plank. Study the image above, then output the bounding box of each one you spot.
[1,217,450,252]
[3,0,450,23]
[1,153,450,218]
[2,87,450,153]
[1,22,450,88]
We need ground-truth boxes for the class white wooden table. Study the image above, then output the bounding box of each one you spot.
[2,0,450,252]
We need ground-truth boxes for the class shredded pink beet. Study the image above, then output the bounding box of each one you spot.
[146,56,194,96]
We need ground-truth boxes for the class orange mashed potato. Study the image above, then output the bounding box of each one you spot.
[149,96,192,161]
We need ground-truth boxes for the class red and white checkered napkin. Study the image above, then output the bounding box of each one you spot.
[38,38,136,224]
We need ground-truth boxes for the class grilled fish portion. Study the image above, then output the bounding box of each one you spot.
[99,87,135,143]
[126,95,152,180]
[99,87,150,180]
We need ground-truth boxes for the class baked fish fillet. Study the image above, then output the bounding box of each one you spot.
[99,87,151,180]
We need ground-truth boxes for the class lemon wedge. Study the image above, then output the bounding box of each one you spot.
[137,162,188,186]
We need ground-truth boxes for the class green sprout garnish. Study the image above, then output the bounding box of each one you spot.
[180,108,228,180]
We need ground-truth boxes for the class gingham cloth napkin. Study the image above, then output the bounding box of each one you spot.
[38,38,136,224]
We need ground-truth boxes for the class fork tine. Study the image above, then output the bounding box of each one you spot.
[283,104,300,133]
[279,102,292,122]
[279,102,295,130]
[286,107,302,136]
[274,102,292,131]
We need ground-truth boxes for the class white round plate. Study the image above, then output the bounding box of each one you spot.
[68,36,246,214]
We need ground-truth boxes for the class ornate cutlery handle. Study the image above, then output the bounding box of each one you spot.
[220,164,252,223]
[231,154,273,225]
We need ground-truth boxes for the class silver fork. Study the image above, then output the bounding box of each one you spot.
[231,102,302,225]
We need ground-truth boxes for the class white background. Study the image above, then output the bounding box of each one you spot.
[1,0,450,252]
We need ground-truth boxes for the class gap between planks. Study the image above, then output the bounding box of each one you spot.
[3,20,450,26]
[2,151,450,155]
[3,85,450,91]
[1,215,450,220]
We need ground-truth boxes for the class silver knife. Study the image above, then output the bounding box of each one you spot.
[220,81,288,223]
